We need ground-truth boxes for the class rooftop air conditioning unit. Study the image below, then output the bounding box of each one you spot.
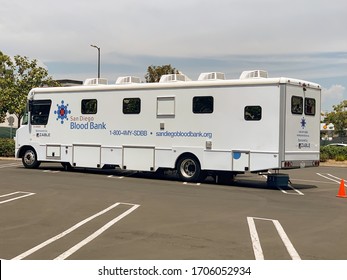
[116,76,141,84]
[83,78,108,86]
[159,73,191,83]
[239,70,268,80]
[198,72,225,81]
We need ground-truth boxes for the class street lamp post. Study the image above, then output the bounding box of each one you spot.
[90,44,100,78]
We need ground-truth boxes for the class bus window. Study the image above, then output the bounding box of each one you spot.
[291,96,303,114]
[244,106,262,121]
[81,99,97,114]
[22,103,29,125]
[30,100,52,125]
[305,98,316,116]
[193,96,214,114]
[123,98,141,114]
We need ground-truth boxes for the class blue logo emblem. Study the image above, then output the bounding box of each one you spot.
[233,152,241,160]
[54,100,71,124]
[300,117,307,129]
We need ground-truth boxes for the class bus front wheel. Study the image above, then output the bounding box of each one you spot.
[22,148,41,169]
[177,155,202,182]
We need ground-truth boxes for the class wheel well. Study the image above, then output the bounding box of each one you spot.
[175,152,201,169]
[18,146,35,158]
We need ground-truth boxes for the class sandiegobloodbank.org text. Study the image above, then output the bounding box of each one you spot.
[156,130,213,139]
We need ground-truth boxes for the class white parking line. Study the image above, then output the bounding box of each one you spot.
[12,202,140,260]
[247,217,264,260]
[107,175,124,179]
[278,184,304,196]
[55,204,140,260]
[247,217,301,260]
[42,170,61,173]
[316,173,346,186]
[0,191,36,205]
[183,182,201,186]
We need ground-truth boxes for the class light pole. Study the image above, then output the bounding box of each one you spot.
[90,44,100,78]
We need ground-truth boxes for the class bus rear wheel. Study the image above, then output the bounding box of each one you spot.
[22,148,41,169]
[61,162,73,171]
[177,155,202,182]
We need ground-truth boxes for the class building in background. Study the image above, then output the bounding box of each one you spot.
[55,79,83,87]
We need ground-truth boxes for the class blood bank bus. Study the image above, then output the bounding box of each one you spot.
[15,70,321,182]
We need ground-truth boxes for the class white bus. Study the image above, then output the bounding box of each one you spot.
[15,70,321,182]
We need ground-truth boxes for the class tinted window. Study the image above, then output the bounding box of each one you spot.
[193,96,214,114]
[244,106,262,121]
[30,100,52,125]
[22,103,29,125]
[81,99,97,114]
[123,98,141,114]
[291,96,303,114]
[305,98,316,116]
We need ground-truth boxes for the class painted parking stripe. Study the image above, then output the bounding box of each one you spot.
[247,217,264,260]
[42,170,60,173]
[55,204,140,260]
[316,173,346,186]
[107,175,124,179]
[183,182,201,186]
[0,191,35,205]
[278,184,304,196]
[12,202,140,260]
[325,173,346,186]
[247,217,301,260]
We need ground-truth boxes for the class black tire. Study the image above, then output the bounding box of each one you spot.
[61,162,73,171]
[177,155,202,182]
[22,148,41,169]
[216,171,235,185]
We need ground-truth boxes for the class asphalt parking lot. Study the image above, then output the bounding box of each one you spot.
[1,159,346,260]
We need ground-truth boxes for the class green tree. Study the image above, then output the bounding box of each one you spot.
[0,51,59,127]
[145,64,179,83]
[324,100,347,137]
[0,52,12,123]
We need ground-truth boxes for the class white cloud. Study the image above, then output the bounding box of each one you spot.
[1,0,347,100]
[321,85,346,111]
[2,0,347,61]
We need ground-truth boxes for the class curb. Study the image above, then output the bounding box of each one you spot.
[0,157,19,161]
[320,164,347,168]
[320,161,347,168]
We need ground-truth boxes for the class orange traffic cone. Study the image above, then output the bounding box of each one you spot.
[336,179,347,198]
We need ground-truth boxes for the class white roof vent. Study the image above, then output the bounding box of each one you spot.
[159,73,191,83]
[83,78,108,86]
[198,72,225,81]
[116,76,141,84]
[239,70,268,79]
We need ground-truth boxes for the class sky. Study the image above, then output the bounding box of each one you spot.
[1,0,346,111]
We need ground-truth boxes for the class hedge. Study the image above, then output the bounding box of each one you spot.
[0,138,15,157]
[320,146,347,162]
